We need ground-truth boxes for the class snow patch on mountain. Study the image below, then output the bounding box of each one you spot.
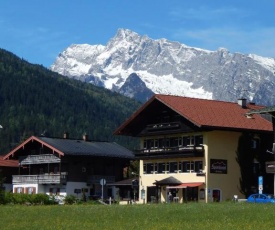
[248,54,275,73]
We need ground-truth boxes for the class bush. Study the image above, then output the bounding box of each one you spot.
[31,193,57,205]
[2,192,57,205]
[64,195,77,205]
[12,193,30,204]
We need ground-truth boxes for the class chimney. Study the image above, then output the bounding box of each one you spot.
[63,132,69,139]
[83,134,88,141]
[237,98,247,108]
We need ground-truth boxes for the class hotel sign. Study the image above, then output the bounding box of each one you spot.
[210,159,227,174]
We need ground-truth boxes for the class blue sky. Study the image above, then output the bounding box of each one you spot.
[0,0,274,67]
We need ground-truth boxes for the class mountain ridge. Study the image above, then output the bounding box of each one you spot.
[51,28,275,105]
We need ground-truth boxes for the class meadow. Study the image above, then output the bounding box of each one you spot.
[0,202,274,230]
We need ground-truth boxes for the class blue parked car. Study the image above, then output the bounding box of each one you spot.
[247,194,275,203]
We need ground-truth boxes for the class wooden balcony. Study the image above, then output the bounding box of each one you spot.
[12,172,67,185]
[19,154,61,165]
[139,122,184,136]
[135,146,204,160]
[146,122,181,132]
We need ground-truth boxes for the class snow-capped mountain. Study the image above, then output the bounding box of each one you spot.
[51,28,275,105]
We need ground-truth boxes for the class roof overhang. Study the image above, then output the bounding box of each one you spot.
[3,136,65,160]
[114,95,201,136]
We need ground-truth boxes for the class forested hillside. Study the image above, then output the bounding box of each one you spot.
[0,48,141,154]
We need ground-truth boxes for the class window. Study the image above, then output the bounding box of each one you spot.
[169,162,178,173]
[16,187,23,193]
[143,135,203,149]
[159,139,165,148]
[195,135,203,146]
[181,161,201,173]
[157,162,166,174]
[154,139,159,148]
[188,161,194,172]
[170,137,182,147]
[195,161,203,172]
[190,136,195,146]
[182,161,189,172]
[149,139,154,149]
[182,136,188,147]
[143,163,154,174]
[166,162,170,173]
[143,140,147,149]
[50,188,60,195]
[178,162,182,172]
[28,187,33,194]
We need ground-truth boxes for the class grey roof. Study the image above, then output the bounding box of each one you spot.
[107,177,139,186]
[37,137,134,159]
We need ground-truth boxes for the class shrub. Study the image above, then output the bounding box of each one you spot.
[30,193,57,205]
[2,192,57,205]
[64,195,77,205]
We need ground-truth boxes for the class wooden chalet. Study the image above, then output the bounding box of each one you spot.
[3,134,134,199]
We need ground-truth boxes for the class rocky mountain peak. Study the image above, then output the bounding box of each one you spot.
[51,29,275,105]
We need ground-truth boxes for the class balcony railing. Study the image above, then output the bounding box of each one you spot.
[146,122,181,132]
[12,172,67,184]
[135,145,204,159]
[19,154,61,165]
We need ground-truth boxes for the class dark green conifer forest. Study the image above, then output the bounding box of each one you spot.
[0,48,141,154]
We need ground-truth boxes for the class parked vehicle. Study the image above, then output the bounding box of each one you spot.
[247,194,275,203]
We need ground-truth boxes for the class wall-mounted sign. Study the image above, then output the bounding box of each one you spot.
[266,161,275,173]
[210,159,227,174]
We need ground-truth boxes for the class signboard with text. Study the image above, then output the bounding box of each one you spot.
[210,159,227,174]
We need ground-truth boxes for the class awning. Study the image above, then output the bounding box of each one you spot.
[153,176,182,186]
[167,182,204,189]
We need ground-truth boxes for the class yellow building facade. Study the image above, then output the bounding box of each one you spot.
[115,94,273,204]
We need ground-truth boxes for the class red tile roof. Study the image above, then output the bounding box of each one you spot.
[156,95,272,131]
[0,156,19,167]
[115,94,273,134]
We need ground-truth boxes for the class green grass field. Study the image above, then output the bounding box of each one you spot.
[0,202,274,230]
